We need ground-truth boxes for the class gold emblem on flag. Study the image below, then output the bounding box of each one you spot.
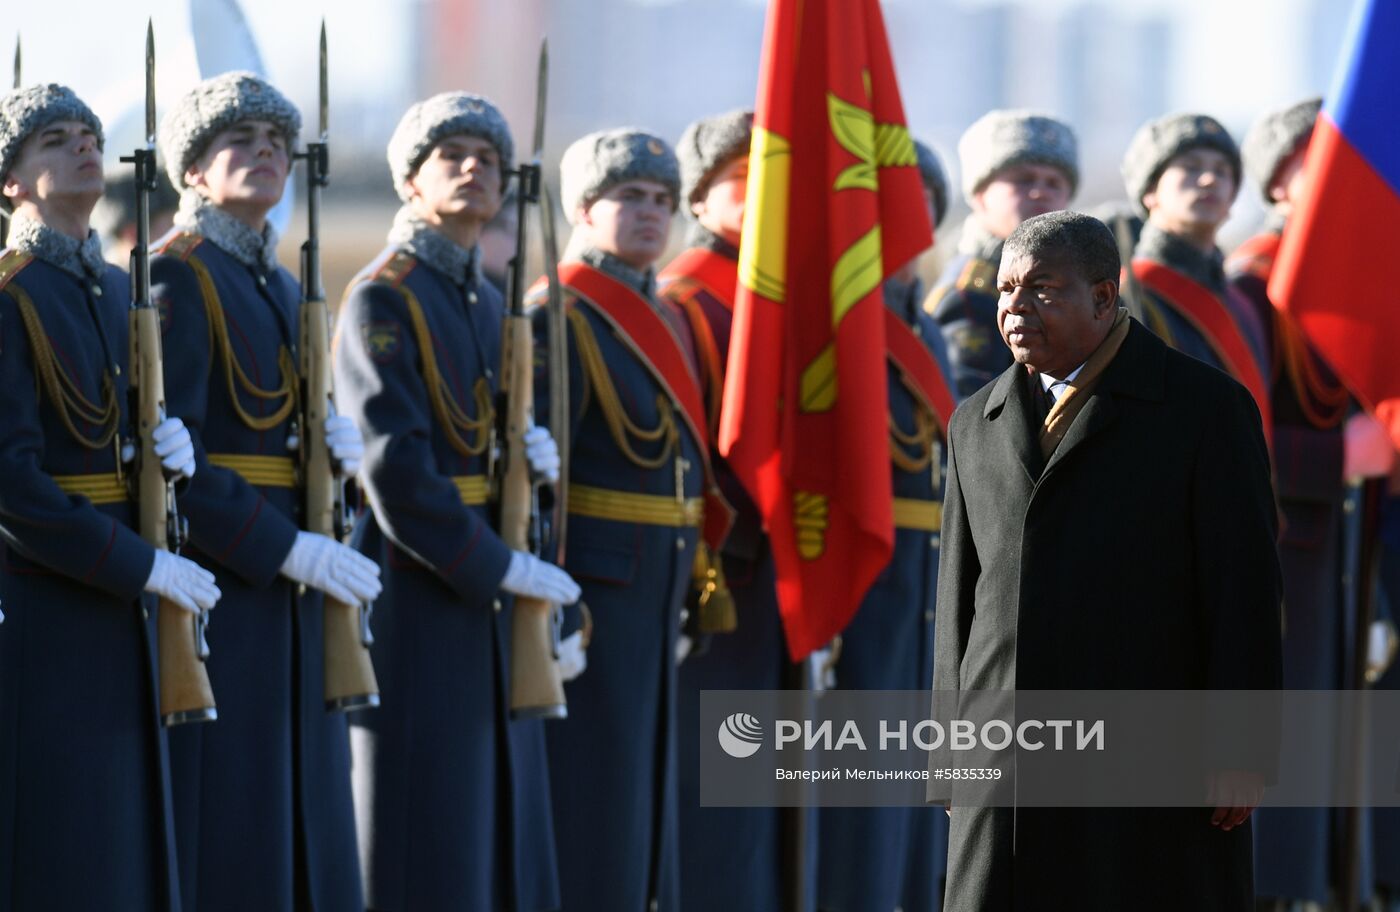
[794,490,829,559]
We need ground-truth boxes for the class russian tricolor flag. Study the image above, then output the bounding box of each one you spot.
[1270,0,1400,446]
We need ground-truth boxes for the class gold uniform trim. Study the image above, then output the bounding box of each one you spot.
[568,483,703,528]
[452,474,489,505]
[892,497,942,532]
[208,453,296,488]
[53,472,128,505]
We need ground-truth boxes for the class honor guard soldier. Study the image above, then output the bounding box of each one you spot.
[660,108,802,912]
[926,110,1077,399]
[1230,97,1397,911]
[1121,113,1273,426]
[0,83,215,911]
[93,167,179,266]
[819,140,958,912]
[152,72,376,912]
[334,91,575,912]
[534,127,727,912]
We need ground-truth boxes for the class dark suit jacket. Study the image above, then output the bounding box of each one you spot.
[931,318,1283,910]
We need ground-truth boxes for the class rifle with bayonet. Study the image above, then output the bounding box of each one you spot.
[124,21,217,726]
[297,21,379,711]
[501,39,570,719]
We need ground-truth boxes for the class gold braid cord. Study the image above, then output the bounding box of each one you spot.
[1140,294,1176,349]
[11,283,119,449]
[1275,312,1347,429]
[185,255,297,431]
[567,306,679,470]
[400,283,494,457]
[888,371,938,474]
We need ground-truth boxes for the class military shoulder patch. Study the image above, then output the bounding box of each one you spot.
[957,259,997,295]
[371,252,417,288]
[362,320,402,363]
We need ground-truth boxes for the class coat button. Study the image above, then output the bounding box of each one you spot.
[91,285,102,297]
[258,275,267,287]
[492,598,503,613]
[924,609,935,623]
[142,606,150,620]
[468,291,478,304]
[929,535,939,548]
[675,537,685,550]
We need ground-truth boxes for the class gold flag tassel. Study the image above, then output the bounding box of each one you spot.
[690,540,736,634]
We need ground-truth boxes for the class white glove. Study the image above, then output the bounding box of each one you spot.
[1344,412,1396,481]
[1366,620,1398,683]
[500,550,580,603]
[280,531,382,604]
[523,425,561,484]
[324,414,364,477]
[153,417,196,481]
[558,630,587,682]
[807,647,837,692]
[675,633,693,665]
[145,550,220,613]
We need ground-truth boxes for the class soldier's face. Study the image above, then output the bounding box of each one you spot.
[186,120,290,220]
[972,163,1072,239]
[691,155,748,246]
[1143,146,1236,237]
[579,179,675,270]
[407,134,503,225]
[2,120,104,211]
[996,247,1116,378]
[1269,138,1311,216]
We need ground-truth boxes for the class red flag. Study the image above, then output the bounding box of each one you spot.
[1270,0,1400,446]
[719,0,933,660]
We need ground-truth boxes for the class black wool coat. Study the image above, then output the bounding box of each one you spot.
[930,319,1283,911]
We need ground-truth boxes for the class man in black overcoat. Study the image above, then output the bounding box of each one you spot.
[930,211,1283,911]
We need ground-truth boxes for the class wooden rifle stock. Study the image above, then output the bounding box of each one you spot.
[300,287,378,711]
[502,161,566,720]
[300,126,379,712]
[126,123,217,725]
[133,304,217,726]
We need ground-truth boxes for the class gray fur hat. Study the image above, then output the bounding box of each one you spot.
[914,140,950,229]
[1242,97,1321,203]
[1121,112,1241,217]
[159,71,301,190]
[0,84,104,211]
[386,91,514,203]
[677,109,753,207]
[560,127,680,224]
[957,109,1078,204]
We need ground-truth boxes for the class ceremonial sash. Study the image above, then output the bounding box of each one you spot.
[1133,258,1273,432]
[658,246,739,310]
[659,247,739,433]
[556,261,735,548]
[883,308,956,437]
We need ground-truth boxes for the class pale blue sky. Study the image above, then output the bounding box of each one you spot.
[12,0,1360,204]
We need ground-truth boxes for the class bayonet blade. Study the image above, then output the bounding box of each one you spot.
[318,20,328,142]
[145,21,156,147]
[531,39,547,160]
[12,34,20,90]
